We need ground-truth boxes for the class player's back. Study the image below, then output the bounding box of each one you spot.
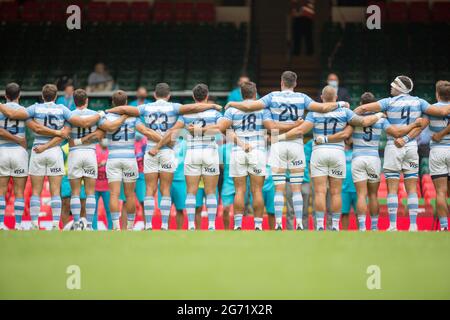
[262,91,311,123]
[0,102,26,148]
[225,107,269,150]
[181,109,222,148]
[138,100,180,149]
[306,107,353,151]
[427,102,450,149]
[27,102,71,146]
[352,118,387,158]
[103,113,137,160]
[69,108,99,151]
[379,94,428,143]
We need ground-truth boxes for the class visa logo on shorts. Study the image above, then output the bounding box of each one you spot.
[332,169,343,176]
[50,168,62,173]
[204,168,216,173]
[162,164,173,170]
[14,169,25,174]
[84,169,95,175]
[291,160,303,166]
[368,173,378,179]
[409,162,419,169]
[124,172,136,178]
[253,169,262,174]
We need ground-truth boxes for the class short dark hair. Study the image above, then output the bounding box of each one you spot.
[436,80,450,102]
[73,89,88,107]
[360,92,376,105]
[281,71,297,88]
[192,84,209,102]
[42,84,58,102]
[112,90,128,107]
[155,83,170,99]
[5,82,20,101]
[397,75,413,92]
[241,82,257,100]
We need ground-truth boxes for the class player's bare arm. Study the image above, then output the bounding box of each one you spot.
[33,126,71,154]
[136,123,162,142]
[98,115,128,132]
[394,118,430,148]
[69,112,103,128]
[277,121,314,142]
[0,104,29,120]
[69,129,105,148]
[26,119,69,138]
[315,125,354,145]
[225,100,265,112]
[0,128,27,149]
[353,102,382,115]
[308,101,349,113]
[432,122,450,142]
[179,103,222,114]
[424,104,450,117]
[349,113,385,127]
[264,118,304,133]
[229,130,252,153]
[385,118,424,138]
[106,106,140,117]
[150,121,184,155]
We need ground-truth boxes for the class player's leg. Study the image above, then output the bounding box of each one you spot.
[301,182,311,230]
[404,176,419,232]
[312,176,328,231]
[48,175,63,230]
[12,177,26,230]
[385,172,400,231]
[123,181,137,230]
[355,181,368,231]
[203,175,219,231]
[108,181,122,230]
[272,167,287,230]
[341,192,351,230]
[143,173,158,230]
[290,168,305,230]
[368,182,380,231]
[83,178,96,230]
[329,177,343,231]
[232,176,247,230]
[159,172,174,230]
[0,176,9,230]
[185,175,201,230]
[69,178,82,227]
[250,174,265,231]
[29,175,45,229]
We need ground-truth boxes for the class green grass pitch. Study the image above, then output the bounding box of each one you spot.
[1,231,449,300]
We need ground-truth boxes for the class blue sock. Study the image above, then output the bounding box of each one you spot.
[70,196,81,223]
[371,215,379,231]
[186,194,196,228]
[274,192,284,224]
[439,216,448,229]
[85,195,96,224]
[316,211,325,230]
[292,191,304,225]
[0,196,5,224]
[160,196,172,228]
[407,193,419,225]
[234,214,243,229]
[254,217,263,230]
[30,196,40,223]
[387,194,398,225]
[332,213,341,230]
[144,196,155,227]
[51,196,62,225]
[206,194,217,229]
[14,198,25,225]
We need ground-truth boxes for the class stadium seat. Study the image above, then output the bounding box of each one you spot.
[387,2,408,23]
[431,2,450,22]
[130,2,151,22]
[175,3,194,23]
[0,2,19,22]
[86,2,109,22]
[153,2,174,23]
[409,2,430,23]
[21,1,41,23]
[196,3,216,23]
[109,2,130,22]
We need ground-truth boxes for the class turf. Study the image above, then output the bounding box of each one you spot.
[0,231,449,300]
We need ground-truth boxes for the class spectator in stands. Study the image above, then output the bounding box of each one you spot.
[87,62,114,93]
[318,73,351,104]
[227,75,259,103]
[129,87,151,106]
[291,0,315,56]
[56,84,76,111]
[93,140,112,230]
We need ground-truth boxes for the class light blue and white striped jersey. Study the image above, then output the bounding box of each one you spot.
[259,90,314,143]
[378,94,429,145]
[305,107,355,151]
[179,109,223,150]
[136,99,181,151]
[0,102,26,149]
[99,113,137,160]
[223,106,272,151]
[68,108,99,151]
[25,102,73,146]
[425,101,450,149]
[352,118,390,158]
